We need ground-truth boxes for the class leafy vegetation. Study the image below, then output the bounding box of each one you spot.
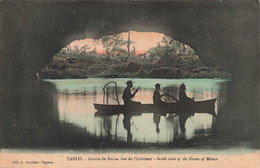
[147,36,195,60]
[40,35,231,79]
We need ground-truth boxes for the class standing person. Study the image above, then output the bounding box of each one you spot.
[122,80,140,105]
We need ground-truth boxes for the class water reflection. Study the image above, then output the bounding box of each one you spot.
[123,114,132,142]
[0,78,259,148]
[51,78,225,143]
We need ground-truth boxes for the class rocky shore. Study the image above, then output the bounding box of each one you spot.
[40,55,231,79]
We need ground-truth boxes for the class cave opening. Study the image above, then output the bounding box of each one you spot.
[40,31,231,80]
[0,0,259,150]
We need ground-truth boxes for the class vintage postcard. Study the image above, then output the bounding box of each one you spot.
[0,0,259,167]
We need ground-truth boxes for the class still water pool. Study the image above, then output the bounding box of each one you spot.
[47,78,229,143]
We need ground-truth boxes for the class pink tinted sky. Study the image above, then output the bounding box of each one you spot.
[69,31,167,54]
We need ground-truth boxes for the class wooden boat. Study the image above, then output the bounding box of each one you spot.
[94,99,217,116]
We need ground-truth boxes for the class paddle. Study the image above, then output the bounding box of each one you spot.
[133,86,140,97]
[160,93,179,102]
[135,86,140,93]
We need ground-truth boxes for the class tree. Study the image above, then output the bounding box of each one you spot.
[147,36,196,60]
[101,35,114,55]
[161,36,171,47]
[101,33,135,58]
[101,34,123,55]
[127,31,130,57]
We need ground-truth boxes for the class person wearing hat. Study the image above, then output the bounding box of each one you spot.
[122,80,140,140]
[122,80,140,105]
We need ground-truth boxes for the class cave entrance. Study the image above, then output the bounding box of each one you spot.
[40,31,230,79]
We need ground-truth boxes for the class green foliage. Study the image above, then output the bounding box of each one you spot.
[114,54,129,62]
[189,48,195,54]
[101,34,130,55]
[54,45,105,63]
[175,56,204,69]
[147,36,196,60]
[46,34,231,79]
[101,33,136,56]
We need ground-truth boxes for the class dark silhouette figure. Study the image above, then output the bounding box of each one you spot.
[122,80,140,105]
[178,83,194,133]
[179,83,194,102]
[153,83,164,105]
[122,80,140,142]
[123,114,132,142]
[153,83,165,133]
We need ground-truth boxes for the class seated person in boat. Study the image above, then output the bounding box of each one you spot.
[178,83,194,133]
[179,83,194,102]
[122,80,140,105]
[153,83,166,132]
[153,83,165,105]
